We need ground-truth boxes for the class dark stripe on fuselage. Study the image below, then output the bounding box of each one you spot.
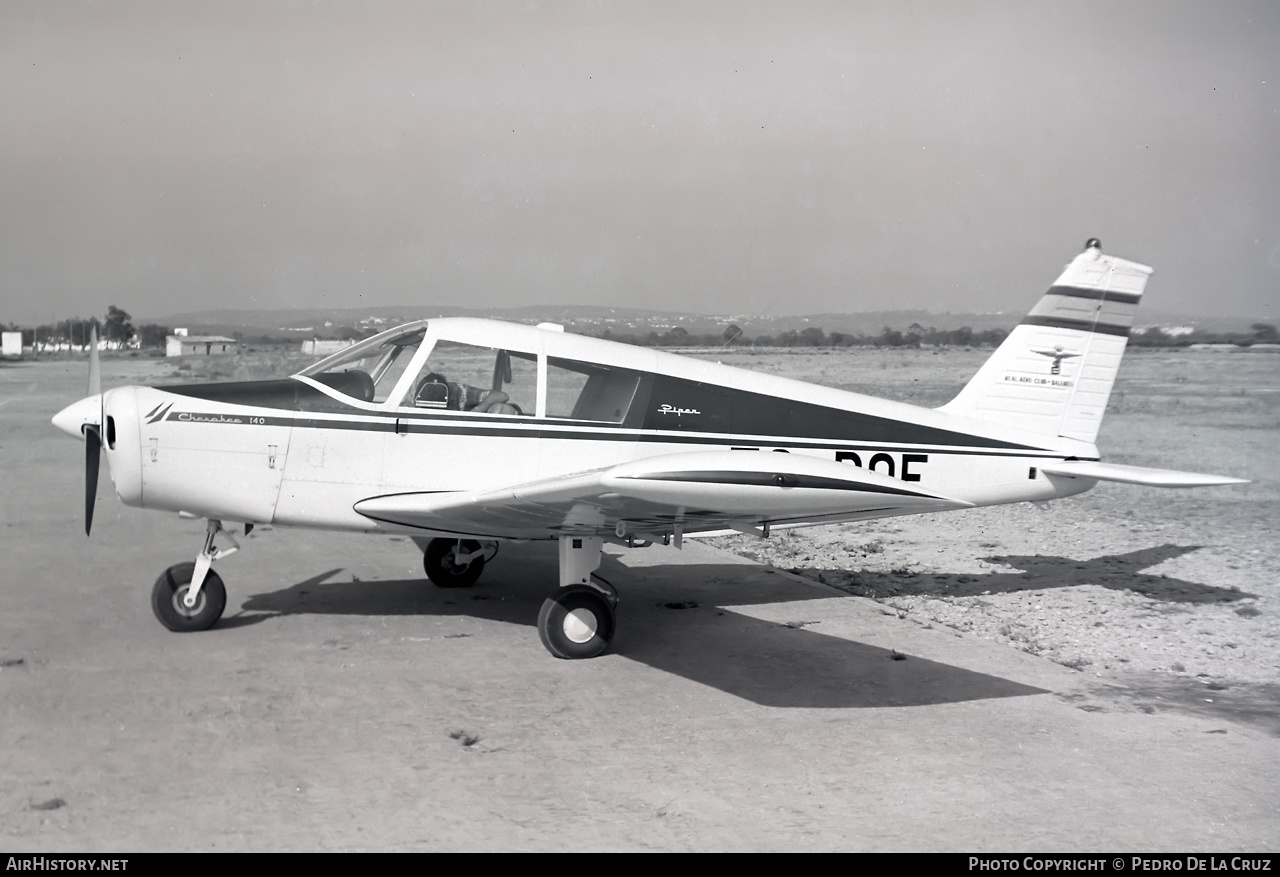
[158,406,1075,459]
[1020,315,1131,338]
[1045,285,1142,305]
[618,470,934,498]
[159,376,1044,452]
[638,374,1041,449]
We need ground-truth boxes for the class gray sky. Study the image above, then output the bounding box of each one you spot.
[2,1,1277,325]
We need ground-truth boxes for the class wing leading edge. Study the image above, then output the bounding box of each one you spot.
[353,450,973,539]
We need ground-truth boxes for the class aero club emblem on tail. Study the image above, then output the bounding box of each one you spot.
[1031,345,1081,376]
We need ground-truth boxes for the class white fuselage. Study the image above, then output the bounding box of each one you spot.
[93,319,1097,538]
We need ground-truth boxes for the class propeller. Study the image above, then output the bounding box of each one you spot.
[85,422,101,535]
[51,325,109,536]
[88,324,101,397]
[85,326,103,536]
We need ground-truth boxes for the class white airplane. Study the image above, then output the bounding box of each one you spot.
[53,240,1246,658]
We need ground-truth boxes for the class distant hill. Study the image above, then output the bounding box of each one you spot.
[141,303,1265,342]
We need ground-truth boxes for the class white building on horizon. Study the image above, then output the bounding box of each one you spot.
[166,335,239,357]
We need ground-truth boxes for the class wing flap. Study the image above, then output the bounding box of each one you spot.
[354,450,972,538]
[1040,460,1248,488]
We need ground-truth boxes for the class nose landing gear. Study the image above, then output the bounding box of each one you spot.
[151,562,226,632]
[150,519,240,632]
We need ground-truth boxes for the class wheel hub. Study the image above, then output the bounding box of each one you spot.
[562,608,598,643]
[171,585,205,618]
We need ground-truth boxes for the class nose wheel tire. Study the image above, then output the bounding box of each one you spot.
[151,562,226,632]
[424,538,485,588]
[537,585,616,659]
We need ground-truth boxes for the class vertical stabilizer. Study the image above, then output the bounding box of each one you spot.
[939,240,1152,443]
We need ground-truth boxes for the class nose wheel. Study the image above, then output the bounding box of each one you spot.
[151,562,226,632]
[150,519,239,632]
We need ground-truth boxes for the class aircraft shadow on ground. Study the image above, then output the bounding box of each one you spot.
[234,554,1046,709]
[787,544,1257,605]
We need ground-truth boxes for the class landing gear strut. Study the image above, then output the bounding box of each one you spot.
[537,536,617,659]
[151,519,237,632]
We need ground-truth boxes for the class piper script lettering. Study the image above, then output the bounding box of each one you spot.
[657,404,701,417]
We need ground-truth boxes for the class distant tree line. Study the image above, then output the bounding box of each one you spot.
[597,323,1012,349]
[1,306,171,349]
[0,307,175,348]
[4,310,1274,352]
[596,321,1280,349]
[1128,322,1278,348]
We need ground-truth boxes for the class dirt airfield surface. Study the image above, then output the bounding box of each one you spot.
[1,347,1277,851]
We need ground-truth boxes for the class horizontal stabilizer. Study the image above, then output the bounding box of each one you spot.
[1039,461,1248,488]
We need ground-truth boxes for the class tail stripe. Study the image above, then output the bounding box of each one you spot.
[1021,315,1131,337]
[1045,285,1142,305]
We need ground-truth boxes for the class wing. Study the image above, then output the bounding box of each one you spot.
[1039,460,1248,488]
[353,450,972,539]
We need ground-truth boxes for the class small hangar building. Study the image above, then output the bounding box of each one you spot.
[166,335,239,357]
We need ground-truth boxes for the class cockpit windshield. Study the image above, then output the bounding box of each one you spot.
[295,321,428,404]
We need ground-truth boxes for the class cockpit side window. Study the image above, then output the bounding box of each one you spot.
[403,340,535,415]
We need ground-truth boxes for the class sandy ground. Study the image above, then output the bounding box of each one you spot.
[696,346,1279,693]
[1,348,1277,851]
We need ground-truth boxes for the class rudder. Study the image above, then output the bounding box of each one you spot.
[939,239,1152,443]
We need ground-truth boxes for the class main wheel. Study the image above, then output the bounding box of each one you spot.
[537,585,616,659]
[424,538,485,588]
[151,562,226,632]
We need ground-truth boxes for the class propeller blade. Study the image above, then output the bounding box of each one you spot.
[85,424,101,536]
[88,326,101,398]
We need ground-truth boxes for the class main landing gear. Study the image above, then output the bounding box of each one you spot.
[537,536,617,660]
[422,534,618,659]
[422,537,496,583]
[151,519,239,632]
[422,538,498,588]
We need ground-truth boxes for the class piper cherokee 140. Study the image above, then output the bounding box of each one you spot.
[52,240,1246,658]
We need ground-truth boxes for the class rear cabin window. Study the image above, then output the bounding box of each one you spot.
[546,358,642,423]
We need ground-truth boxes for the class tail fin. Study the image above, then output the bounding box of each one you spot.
[939,239,1152,444]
